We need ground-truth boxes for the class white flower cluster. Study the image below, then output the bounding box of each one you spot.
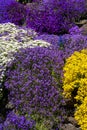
[0,22,51,84]
[0,22,37,42]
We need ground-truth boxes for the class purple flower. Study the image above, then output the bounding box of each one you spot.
[3,111,35,130]
[26,0,86,35]
[0,0,15,23]
[4,47,66,129]
[69,26,81,35]
[0,0,26,25]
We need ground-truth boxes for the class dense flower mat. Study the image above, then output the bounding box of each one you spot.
[63,49,87,130]
[0,23,50,85]
[0,0,87,34]
[0,22,87,130]
[0,0,87,129]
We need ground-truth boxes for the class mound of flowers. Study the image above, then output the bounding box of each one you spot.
[0,0,87,35]
[0,0,26,25]
[35,29,87,60]
[5,1,26,25]
[0,0,15,23]
[1,111,35,130]
[26,0,87,35]
[0,22,51,102]
[34,34,61,46]
[63,50,87,100]
[63,49,87,130]
[75,97,87,130]
[0,22,51,81]
[0,0,87,129]
[3,47,66,130]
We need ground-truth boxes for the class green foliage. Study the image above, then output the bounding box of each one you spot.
[31,113,48,130]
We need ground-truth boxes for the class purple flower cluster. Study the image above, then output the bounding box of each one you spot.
[26,0,86,34]
[4,47,66,129]
[35,33,87,59]
[0,0,86,33]
[34,33,64,47]
[0,0,26,25]
[69,26,82,35]
[26,1,70,34]
[0,0,15,23]
[6,1,26,25]
[62,34,87,58]
[2,111,35,130]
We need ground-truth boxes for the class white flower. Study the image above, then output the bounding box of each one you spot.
[0,22,51,82]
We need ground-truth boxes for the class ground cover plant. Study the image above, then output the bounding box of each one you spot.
[75,96,87,130]
[3,47,66,130]
[63,49,87,100]
[0,0,26,25]
[0,0,87,129]
[0,22,50,120]
[0,0,15,23]
[0,22,37,84]
[5,1,26,25]
[1,25,87,130]
[63,49,87,130]
[35,30,87,59]
[0,0,87,34]
[0,22,51,85]
[26,0,87,35]
[1,111,35,130]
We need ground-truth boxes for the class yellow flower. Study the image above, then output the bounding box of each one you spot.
[62,49,87,130]
[75,97,87,130]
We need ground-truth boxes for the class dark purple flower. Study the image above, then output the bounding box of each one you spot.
[0,0,15,23]
[26,0,86,35]
[0,0,26,25]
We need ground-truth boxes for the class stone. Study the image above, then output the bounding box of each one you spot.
[75,20,87,27]
[62,123,81,130]
[68,116,78,126]
[80,23,87,35]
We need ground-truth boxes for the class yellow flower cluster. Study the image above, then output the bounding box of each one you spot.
[74,97,87,130]
[63,50,87,101]
[62,49,87,130]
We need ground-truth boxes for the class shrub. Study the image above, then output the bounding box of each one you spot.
[26,0,86,35]
[62,49,87,103]
[4,47,65,129]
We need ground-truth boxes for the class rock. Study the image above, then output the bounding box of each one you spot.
[5,102,14,109]
[68,116,78,126]
[75,19,87,35]
[62,123,81,130]
[75,20,87,27]
[61,116,81,130]
[80,23,87,35]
